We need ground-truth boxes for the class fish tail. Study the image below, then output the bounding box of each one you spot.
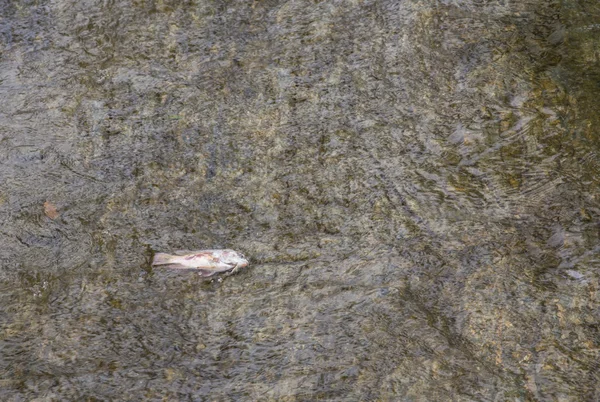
[152,253,175,266]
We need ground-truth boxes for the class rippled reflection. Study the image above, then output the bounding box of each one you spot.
[1,0,599,400]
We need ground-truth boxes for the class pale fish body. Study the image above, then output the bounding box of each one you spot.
[152,249,249,277]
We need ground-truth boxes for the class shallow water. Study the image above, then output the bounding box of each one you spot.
[1,0,599,400]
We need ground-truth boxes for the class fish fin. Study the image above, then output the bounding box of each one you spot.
[156,263,190,270]
[152,253,174,265]
[198,270,217,277]
[173,249,193,255]
[223,264,243,277]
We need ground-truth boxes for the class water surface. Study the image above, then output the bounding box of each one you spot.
[1,0,599,400]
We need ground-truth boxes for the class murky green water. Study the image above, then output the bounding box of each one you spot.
[1,0,599,400]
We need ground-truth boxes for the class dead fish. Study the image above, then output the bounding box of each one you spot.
[152,249,249,277]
